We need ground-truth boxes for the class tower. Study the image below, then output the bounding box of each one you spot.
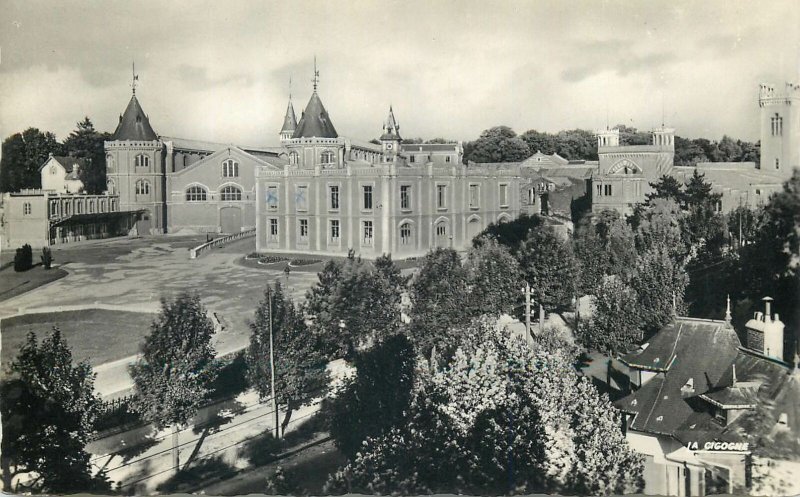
[596,128,620,148]
[287,61,341,169]
[104,67,166,234]
[380,106,401,162]
[280,80,297,144]
[759,82,800,178]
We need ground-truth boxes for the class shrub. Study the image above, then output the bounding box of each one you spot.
[14,244,33,272]
[289,258,322,266]
[41,247,54,269]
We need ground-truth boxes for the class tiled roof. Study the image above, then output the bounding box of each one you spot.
[293,92,338,139]
[113,95,158,141]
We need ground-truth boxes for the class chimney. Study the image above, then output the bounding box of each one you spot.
[764,296,773,319]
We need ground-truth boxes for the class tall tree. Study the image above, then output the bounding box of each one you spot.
[578,277,642,356]
[516,228,577,312]
[408,248,470,356]
[464,126,530,163]
[1,329,107,493]
[646,175,685,206]
[329,334,416,459]
[0,128,62,192]
[630,248,688,337]
[326,321,642,495]
[464,237,523,317]
[473,213,544,254]
[247,282,329,435]
[63,117,112,194]
[129,293,218,474]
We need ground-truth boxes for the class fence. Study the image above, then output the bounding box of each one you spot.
[189,228,255,259]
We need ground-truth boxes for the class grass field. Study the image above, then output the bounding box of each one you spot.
[1,309,156,370]
[0,265,68,303]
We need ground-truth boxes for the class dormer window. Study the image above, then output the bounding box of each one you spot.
[321,150,335,167]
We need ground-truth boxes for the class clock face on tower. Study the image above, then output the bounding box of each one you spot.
[386,144,393,150]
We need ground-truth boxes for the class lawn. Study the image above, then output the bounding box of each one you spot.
[1,308,156,370]
[0,265,68,303]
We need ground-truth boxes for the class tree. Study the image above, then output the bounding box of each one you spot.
[578,277,642,356]
[684,169,721,207]
[464,126,530,163]
[464,237,523,317]
[0,128,62,192]
[634,198,688,262]
[1,329,107,493]
[520,129,557,155]
[326,320,642,495]
[646,175,685,205]
[630,248,688,337]
[13,244,33,272]
[247,282,329,435]
[473,213,544,254]
[129,293,218,473]
[63,117,112,194]
[408,248,470,356]
[305,252,406,358]
[329,334,416,459]
[516,228,577,312]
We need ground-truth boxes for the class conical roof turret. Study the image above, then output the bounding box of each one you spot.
[381,106,401,141]
[292,91,338,139]
[281,98,297,134]
[112,94,158,141]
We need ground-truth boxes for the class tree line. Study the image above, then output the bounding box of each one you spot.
[461,124,760,166]
[0,118,110,194]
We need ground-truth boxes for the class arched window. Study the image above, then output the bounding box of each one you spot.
[320,150,335,166]
[135,154,150,168]
[399,222,413,245]
[135,179,151,196]
[186,185,208,202]
[222,159,239,178]
[106,154,115,172]
[107,179,116,194]
[220,185,242,201]
[289,151,299,165]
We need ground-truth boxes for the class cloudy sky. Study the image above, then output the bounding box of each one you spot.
[1,0,798,147]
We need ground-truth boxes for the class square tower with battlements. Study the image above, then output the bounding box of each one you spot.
[759,82,800,178]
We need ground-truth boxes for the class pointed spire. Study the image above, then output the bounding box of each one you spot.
[113,92,157,141]
[725,295,732,324]
[381,106,401,141]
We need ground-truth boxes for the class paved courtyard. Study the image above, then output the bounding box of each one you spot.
[0,236,320,376]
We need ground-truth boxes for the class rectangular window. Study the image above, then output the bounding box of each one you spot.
[596,184,602,196]
[775,158,780,169]
[330,219,340,243]
[299,219,309,241]
[362,185,373,210]
[329,185,340,210]
[266,185,279,210]
[400,185,411,210]
[437,184,447,209]
[400,223,411,245]
[604,184,612,196]
[23,202,31,215]
[295,185,308,212]
[469,184,480,208]
[269,218,279,241]
[499,184,508,207]
[445,155,452,163]
[410,155,416,163]
[362,220,373,246]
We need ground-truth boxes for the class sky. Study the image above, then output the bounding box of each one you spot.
[1,0,798,148]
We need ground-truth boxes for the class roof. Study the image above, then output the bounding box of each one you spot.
[112,95,158,141]
[39,155,89,177]
[401,143,459,153]
[616,317,741,436]
[521,151,570,168]
[161,136,284,156]
[292,92,338,139]
[380,106,401,141]
[281,99,297,133]
[672,164,785,190]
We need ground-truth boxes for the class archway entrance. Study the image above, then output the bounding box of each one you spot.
[136,210,152,236]
[467,217,481,242]
[435,221,449,248]
[220,206,242,234]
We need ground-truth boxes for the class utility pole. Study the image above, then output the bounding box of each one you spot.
[268,287,279,439]
[523,283,532,342]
